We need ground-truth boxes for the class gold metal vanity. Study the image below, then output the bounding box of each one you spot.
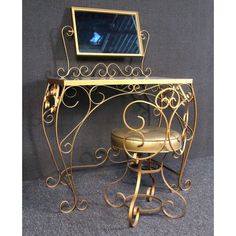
[42,77,197,226]
[41,7,197,226]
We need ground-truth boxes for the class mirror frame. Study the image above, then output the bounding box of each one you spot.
[71,6,144,57]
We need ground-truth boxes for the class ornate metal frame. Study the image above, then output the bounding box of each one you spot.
[42,78,197,220]
[56,25,151,79]
[41,23,197,226]
[71,7,144,57]
[104,82,197,226]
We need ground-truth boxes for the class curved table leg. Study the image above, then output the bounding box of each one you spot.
[42,83,88,213]
[54,85,88,212]
[177,84,197,192]
[42,83,62,189]
[160,160,187,219]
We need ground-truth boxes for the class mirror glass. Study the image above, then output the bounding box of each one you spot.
[71,7,143,56]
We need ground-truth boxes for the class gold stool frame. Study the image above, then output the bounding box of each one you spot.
[104,83,197,226]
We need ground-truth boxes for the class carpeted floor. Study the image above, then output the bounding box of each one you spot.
[23,155,213,236]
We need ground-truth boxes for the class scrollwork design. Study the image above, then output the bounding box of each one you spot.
[61,142,73,154]
[107,146,127,164]
[166,85,196,158]
[160,160,187,218]
[155,86,181,110]
[58,62,152,79]
[56,26,152,79]
[122,99,169,161]
[42,81,196,218]
[104,163,129,208]
[88,86,106,105]
[107,153,187,226]
[59,84,161,157]
[94,147,109,161]
[140,30,152,75]
[62,86,80,108]
[43,109,55,124]
[45,175,61,189]
[57,25,74,78]
[60,198,88,213]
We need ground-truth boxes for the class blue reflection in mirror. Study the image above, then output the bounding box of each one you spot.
[89,32,103,45]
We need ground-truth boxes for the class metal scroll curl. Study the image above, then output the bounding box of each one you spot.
[56,26,152,79]
[122,99,169,161]
[167,84,196,158]
[121,84,196,161]
[58,84,161,156]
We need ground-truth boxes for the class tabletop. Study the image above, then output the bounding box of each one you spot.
[48,77,193,86]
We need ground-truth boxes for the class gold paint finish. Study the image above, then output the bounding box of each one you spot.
[48,77,193,86]
[56,25,151,79]
[71,6,144,57]
[42,22,197,227]
[104,81,197,227]
[42,78,197,226]
[111,127,182,153]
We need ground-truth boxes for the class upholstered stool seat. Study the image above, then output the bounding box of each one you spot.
[111,126,182,153]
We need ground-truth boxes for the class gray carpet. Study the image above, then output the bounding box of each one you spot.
[23,155,213,236]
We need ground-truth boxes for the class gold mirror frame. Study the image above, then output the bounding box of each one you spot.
[71,6,144,57]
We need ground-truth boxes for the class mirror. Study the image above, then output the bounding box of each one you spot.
[71,7,144,57]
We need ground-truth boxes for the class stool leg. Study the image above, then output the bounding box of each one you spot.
[146,159,156,202]
[128,156,142,227]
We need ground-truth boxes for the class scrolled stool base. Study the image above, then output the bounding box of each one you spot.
[104,154,188,227]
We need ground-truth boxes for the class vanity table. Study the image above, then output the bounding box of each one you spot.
[41,6,197,227]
